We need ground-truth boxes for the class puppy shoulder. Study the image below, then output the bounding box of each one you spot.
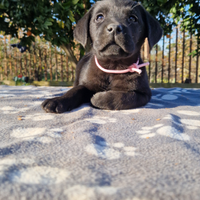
[77,52,93,69]
[74,52,93,86]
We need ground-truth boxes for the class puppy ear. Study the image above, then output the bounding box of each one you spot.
[142,6,163,50]
[73,7,93,48]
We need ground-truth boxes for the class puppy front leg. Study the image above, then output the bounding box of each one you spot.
[91,90,151,110]
[42,85,94,113]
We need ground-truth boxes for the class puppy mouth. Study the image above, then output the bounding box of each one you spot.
[98,41,132,58]
[100,42,122,54]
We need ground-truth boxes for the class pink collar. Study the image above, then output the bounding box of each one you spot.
[94,56,149,74]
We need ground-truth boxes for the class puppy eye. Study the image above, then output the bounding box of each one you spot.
[96,14,104,22]
[129,15,137,22]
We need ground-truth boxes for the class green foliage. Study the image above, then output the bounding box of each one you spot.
[0,0,92,48]
[140,0,200,55]
[0,0,199,56]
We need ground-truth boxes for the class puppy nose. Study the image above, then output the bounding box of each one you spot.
[107,24,123,34]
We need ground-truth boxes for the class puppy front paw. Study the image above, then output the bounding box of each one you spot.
[91,92,114,110]
[41,97,71,113]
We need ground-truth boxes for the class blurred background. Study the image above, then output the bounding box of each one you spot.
[0,0,199,85]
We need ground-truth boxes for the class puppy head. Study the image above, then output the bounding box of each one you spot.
[74,0,163,61]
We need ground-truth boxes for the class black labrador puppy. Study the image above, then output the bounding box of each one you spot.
[42,0,162,113]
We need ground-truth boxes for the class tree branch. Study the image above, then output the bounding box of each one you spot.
[61,44,78,69]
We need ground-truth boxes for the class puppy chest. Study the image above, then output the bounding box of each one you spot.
[88,73,138,92]
[109,74,139,91]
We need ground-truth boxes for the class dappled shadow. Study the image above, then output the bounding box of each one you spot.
[1,86,200,112]
[144,88,200,109]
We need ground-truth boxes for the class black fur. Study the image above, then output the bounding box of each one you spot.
[42,0,162,113]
